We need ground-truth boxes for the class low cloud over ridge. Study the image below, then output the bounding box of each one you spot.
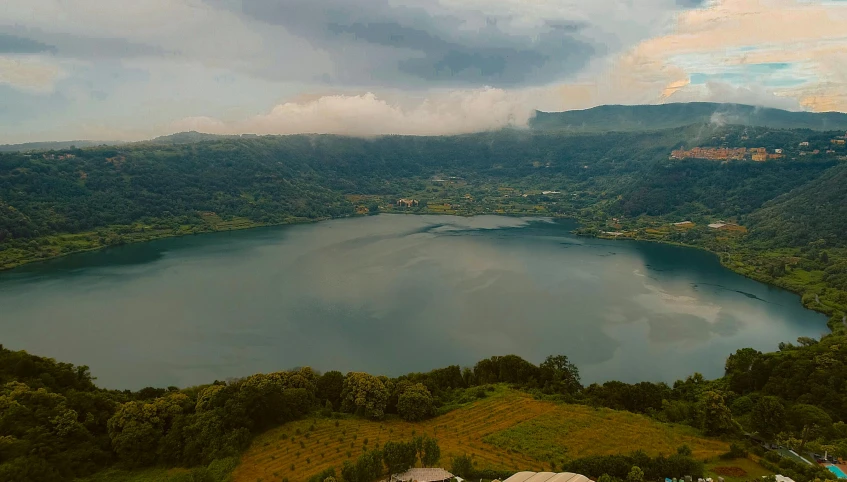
[173,88,538,137]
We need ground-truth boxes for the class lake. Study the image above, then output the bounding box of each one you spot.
[0,215,828,390]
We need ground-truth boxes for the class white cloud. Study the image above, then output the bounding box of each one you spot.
[172,87,539,136]
[666,81,805,110]
[0,55,62,93]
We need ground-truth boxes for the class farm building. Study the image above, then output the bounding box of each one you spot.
[390,467,454,482]
[503,471,592,482]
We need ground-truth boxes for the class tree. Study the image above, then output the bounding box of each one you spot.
[627,466,644,482]
[421,437,441,467]
[724,347,762,393]
[316,371,345,410]
[355,448,384,482]
[107,393,188,466]
[341,460,358,482]
[383,441,417,475]
[789,404,832,450]
[450,454,474,478]
[397,384,434,422]
[540,354,582,394]
[751,396,785,439]
[699,391,735,436]
[341,373,389,419]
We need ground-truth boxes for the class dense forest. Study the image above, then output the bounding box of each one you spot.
[3,333,847,482]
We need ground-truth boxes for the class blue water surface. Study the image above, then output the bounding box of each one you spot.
[828,465,847,479]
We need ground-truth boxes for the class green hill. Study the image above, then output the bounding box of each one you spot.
[531,102,847,132]
[747,162,847,248]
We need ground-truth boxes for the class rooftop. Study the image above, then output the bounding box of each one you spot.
[503,472,593,482]
[391,468,455,482]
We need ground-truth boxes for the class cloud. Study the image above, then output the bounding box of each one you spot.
[172,88,538,136]
[210,0,697,87]
[1,0,846,143]
[667,81,805,111]
[1,0,334,81]
[0,56,62,93]
[597,0,847,111]
[0,33,57,54]
[0,26,167,60]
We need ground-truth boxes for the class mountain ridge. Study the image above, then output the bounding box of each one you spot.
[530,102,847,132]
[4,103,847,151]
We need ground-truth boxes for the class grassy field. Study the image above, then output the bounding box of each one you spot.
[704,457,774,482]
[483,406,728,464]
[232,388,729,482]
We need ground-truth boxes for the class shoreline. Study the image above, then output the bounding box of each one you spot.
[591,232,842,330]
[0,211,840,332]
[0,215,335,272]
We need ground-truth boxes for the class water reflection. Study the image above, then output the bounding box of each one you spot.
[0,215,828,390]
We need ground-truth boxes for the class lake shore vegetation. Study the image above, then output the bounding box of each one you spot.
[2,339,847,482]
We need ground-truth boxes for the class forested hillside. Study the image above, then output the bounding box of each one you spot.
[1,124,843,251]
[3,335,847,482]
[746,162,847,248]
[0,128,691,262]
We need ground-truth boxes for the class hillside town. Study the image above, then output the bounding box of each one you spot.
[670,131,847,161]
[670,147,782,161]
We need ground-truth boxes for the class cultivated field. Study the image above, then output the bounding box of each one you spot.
[232,388,729,482]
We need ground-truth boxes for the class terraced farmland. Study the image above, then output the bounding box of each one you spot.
[232,388,729,482]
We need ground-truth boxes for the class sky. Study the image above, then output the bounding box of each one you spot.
[0,0,846,143]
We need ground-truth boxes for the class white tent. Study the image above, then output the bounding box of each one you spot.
[503,472,592,482]
[391,468,455,482]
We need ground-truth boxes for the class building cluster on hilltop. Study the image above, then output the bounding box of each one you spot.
[670,147,783,161]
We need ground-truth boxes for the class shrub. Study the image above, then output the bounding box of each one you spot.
[719,443,748,460]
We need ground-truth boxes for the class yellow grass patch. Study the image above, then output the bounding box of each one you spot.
[484,404,728,463]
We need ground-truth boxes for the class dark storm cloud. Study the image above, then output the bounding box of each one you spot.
[326,21,593,85]
[216,0,598,87]
[0,33,57,54]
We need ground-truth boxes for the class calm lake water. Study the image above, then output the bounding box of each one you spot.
[0,215,828,390]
